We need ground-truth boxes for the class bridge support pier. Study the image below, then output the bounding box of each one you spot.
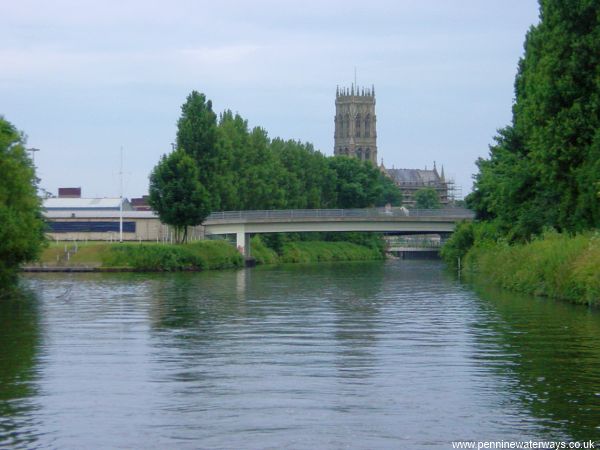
[236,231,250,258]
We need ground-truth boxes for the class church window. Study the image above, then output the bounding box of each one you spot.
[345,114,350,137]
[355,114,361,137]
[365,114,371,138]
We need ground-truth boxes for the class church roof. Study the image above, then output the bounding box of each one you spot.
[386,168,443,186]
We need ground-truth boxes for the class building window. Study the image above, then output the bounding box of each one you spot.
[345,114,350,137]
[365,114,371,138]
[47,221,136,233]
[355,114,361,137]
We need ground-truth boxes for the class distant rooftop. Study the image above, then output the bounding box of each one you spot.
[58,187,81,198]
[386,168,444,186]
[43,197,132,211]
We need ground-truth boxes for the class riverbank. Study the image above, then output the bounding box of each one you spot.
[27,238,384,272]
[444,228,600,306]
[30,241,244,271]
[250,236,385,264]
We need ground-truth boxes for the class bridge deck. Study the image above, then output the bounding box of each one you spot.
[205,207,474,224]
[203,207,473,256]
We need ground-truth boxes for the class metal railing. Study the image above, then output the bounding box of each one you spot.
[385,237,443,248]
[205,207,474,221]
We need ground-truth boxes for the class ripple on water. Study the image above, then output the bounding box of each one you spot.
[1,262,599,448]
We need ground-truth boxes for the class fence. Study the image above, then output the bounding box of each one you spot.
[206,207,474,221]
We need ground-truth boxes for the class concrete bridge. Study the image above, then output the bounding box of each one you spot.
[203,207,474,256]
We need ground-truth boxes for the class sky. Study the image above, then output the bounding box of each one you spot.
[2,0,540,200]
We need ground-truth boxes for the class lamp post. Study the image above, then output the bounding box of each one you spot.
[27,147,40,166]
[119,146,123,243]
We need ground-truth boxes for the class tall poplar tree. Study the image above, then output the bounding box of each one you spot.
[176,91,219,209]
[469,0,600,239]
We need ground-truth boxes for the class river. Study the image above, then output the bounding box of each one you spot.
[1,260,599,448]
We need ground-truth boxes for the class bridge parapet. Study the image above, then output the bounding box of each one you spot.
[206,207,474,223]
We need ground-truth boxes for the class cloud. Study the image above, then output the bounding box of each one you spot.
[0,0,540,197]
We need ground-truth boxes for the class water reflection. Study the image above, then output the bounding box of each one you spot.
[470,284,600,442]
[0,287,41,449]
[1,262,599,448]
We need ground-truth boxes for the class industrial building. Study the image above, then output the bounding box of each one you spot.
[42,188,201,241]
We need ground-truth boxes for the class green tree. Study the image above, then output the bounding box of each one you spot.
[378,172,403,206]
[234,126,287,210]
[214,110,247,211]
[414,187,441,209]
[0,117,46,286]
[176,91,220,209]
[270,138,337,208]
[171,91,401,213]
[328,157,402,208]
[148,148,211,243]
[469,0,600,239]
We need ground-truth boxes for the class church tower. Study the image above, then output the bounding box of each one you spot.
[334,84,377,164]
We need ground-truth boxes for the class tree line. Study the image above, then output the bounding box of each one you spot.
[443,0,600,267]
[149,92,402,241]
[466,0,600,241]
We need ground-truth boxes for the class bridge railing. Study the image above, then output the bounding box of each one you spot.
[206,207,474,221]
[385,237,444,248]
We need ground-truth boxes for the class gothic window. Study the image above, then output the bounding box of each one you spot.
[355,114,361,137]
[344,147,349,156]
[345,114,350,137]
[365,148,371,161]
[365,114,371,138]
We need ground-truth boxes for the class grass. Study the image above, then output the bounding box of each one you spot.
[250,236,384,264]
[33,236,385,272]
[34,240,244,271]
[463,231,600,305]
[37,241,110,267]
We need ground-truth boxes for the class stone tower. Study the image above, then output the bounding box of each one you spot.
[334,84,377,164]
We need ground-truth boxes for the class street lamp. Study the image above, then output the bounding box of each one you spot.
[27,147,40,166]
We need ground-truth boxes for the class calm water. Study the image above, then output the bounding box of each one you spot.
[1,260,600,449]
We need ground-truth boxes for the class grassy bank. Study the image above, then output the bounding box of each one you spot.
[443,226,600,305]
[34,237,384,272]
[36,241,244,271]
[251,236,385,264]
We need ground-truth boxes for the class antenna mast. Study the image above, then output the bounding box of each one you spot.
[119,146,123,243]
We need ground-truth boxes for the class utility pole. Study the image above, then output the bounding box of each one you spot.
[119,146,124,243]
[27,147,40,166]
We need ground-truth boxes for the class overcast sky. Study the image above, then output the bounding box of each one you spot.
[2,0,540,200]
